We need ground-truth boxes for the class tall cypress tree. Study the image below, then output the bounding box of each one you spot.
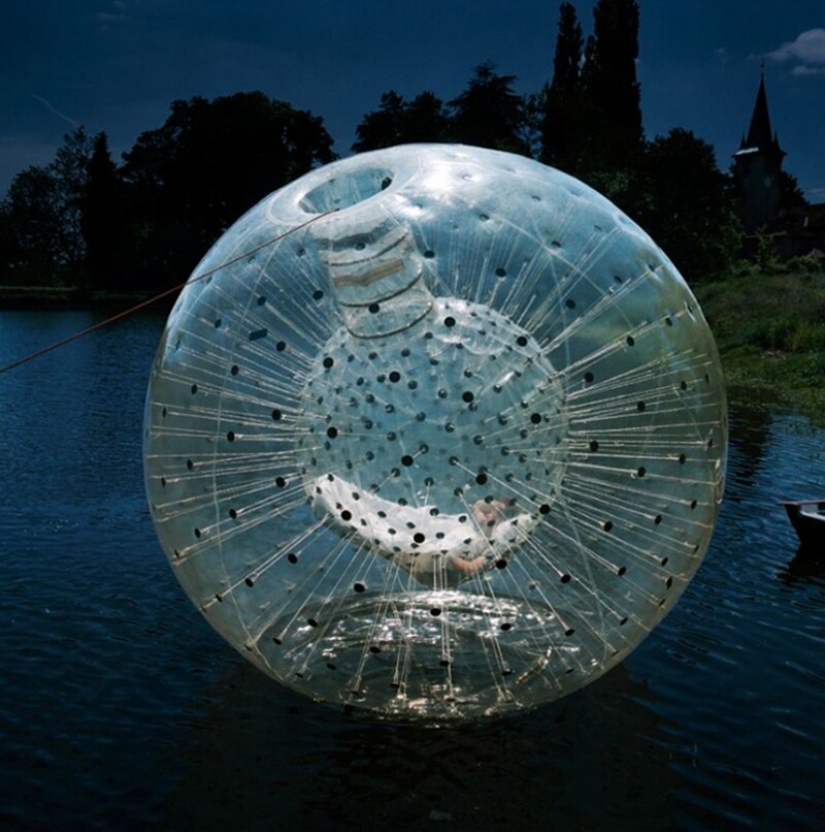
[582,0,643,168]
[82,132,120,292]
[539,3,584,170]
[553,3,584,90]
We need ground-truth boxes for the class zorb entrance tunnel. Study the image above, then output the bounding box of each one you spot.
[143,145,727,720]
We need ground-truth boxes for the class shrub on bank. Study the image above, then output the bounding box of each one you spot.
[694,265,825,417]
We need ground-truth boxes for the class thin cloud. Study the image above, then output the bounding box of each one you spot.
[92,0,129,31]
[767,28,825,70]
[792,64,825,77]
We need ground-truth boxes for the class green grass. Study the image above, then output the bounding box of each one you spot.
[693,259,825,422]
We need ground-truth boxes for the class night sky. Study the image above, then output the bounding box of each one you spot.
[1,1,823,201]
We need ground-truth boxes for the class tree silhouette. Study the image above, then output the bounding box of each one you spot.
[353,91,451,152]
[1,127,91,283]
[448,62,530,155]
[120,92,335,290]
[582,0,644,169]
[538,3,585,170]
[353,91,409,152]
[403,92,453,144]
[777,170,808,214]
[639,129,741,280]
[81,132,121,292]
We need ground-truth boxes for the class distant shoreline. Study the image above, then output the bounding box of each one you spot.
[0,285,173,312]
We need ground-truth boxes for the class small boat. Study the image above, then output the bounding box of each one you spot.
[780,500,825,549]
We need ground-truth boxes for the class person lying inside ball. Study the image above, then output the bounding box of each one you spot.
[307,476,539,586]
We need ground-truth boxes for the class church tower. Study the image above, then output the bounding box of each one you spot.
[733,70,786,232]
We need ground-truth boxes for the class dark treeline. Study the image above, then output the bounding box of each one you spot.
[0,94,335,296]
[0,0,807,295]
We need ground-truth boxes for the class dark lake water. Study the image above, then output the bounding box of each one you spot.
[1,309,825,831]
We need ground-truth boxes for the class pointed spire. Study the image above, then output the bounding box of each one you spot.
[742,69,785,159]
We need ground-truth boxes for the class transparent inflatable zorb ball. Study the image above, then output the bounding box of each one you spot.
[144,144,726,720]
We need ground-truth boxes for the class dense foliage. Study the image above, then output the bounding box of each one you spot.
[1,128,92,286]
[0,0,807,296]
[116,92,335,292]
[1,94,335,294]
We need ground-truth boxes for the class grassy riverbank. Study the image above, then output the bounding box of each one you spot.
[694,259,825,421]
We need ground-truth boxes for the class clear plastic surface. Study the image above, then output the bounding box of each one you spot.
[144,144,727,720]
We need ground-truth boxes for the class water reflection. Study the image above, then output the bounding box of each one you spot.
[725,398,775,491]
[778,548,825,588]
[164,660,685,831]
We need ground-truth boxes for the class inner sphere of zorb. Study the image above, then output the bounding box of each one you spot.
[143,144,727,720]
